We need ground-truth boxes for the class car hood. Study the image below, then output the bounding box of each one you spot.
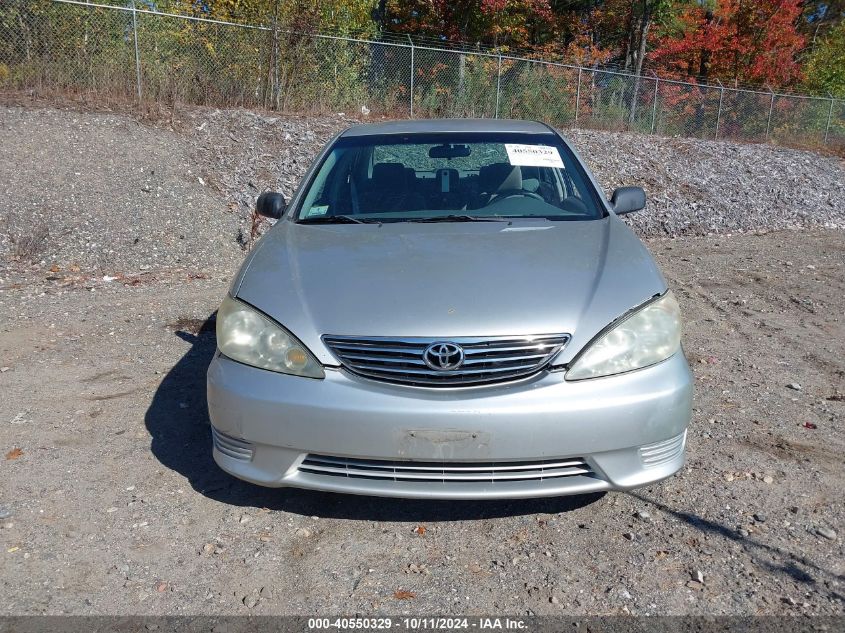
[234,216,667,365]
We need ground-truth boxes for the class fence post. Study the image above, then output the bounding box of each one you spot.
[407,35,414,118]
[824,94,835,145]
[495,53,502,118]
[574,67,582,124]
[765,86,775,141]
[130,0,142,100]
[271,1,280,110]
[715,79,724,140]
[650,72,659,134]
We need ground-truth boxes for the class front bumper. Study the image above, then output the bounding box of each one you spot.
[206,352,693,499]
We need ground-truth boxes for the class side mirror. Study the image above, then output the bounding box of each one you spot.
[256,191,286,219]
[610,186,646,215]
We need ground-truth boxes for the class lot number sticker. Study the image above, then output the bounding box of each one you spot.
[505,144,564,168]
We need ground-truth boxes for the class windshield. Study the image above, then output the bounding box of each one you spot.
[294,132,605,223]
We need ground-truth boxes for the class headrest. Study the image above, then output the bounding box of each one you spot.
[371,162,407,184]
[479,163,522,192]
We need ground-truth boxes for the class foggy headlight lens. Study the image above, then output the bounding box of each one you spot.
[216,296,324,378]
[565,291,681,380]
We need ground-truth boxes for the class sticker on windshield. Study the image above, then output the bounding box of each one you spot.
[505,144,564,168]
[306,204,329,217]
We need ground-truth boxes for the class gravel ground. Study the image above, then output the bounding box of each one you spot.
[0,230,842,616]
[1,104,843,616]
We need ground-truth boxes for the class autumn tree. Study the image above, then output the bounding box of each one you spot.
[385,0,553,50]
[803,20,845,96]
[651,0,805,86]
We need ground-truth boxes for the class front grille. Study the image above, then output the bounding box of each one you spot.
[322,334,569,387]
[299,454,593,483]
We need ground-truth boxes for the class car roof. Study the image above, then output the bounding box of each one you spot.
[340,118,555,138]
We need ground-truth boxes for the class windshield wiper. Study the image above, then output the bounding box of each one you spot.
[297,215,377,224]
[406,214,508,223]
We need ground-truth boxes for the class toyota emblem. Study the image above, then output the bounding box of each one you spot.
[423,342,465,371]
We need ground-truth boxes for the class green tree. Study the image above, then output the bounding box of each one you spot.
[803,20,845,96]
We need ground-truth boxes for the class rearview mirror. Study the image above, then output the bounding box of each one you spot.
[610,186,646,215]
[256,191,286,219]
[429,144,471,159]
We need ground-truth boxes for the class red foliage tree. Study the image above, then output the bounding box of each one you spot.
[651,0,805,87]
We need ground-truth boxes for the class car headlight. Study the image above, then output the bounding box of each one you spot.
[216,296,324,378]
[565,291,681,380]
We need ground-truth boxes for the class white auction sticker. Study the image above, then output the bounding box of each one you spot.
[505,143,564,168]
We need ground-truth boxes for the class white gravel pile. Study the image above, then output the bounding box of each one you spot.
[2,105,843,276]
[565,129,845,236]
[182,109,845,238]
[0,106,243,275]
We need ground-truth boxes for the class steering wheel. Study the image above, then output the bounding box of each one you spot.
[489,188,544,203]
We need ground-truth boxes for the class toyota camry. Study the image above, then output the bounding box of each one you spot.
[207,119,693,499]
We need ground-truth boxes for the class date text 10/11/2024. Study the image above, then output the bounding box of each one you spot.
[307,618,528,630]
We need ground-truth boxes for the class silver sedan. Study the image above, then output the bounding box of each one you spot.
[207,119,693,499]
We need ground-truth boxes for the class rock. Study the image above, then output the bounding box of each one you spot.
[753,513,766,523]
[243,593,259,608]
[635,510,652,521]
[762,475,774,484]
[550,596,559,604]
[0,505,12,520]
[691,570,705,584]
[9,412,28,425]
[295,527,312,538]
[786,383,802,391]
[623,532,636,541]
[816,526,837,540]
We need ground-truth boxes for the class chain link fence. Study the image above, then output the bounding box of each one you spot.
[2,0,844,150]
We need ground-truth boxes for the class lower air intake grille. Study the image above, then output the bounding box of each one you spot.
[298,454,593,483]
[322,334,570,387]
[639,431,686,468]
[211,427,254,462]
